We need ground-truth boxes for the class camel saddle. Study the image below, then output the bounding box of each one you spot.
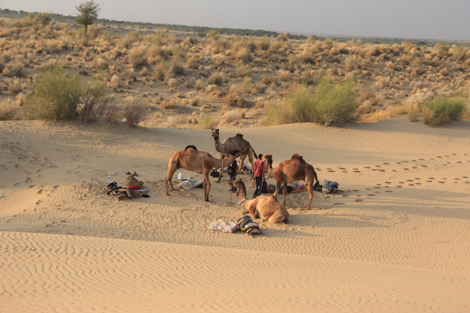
[125,171,144,187]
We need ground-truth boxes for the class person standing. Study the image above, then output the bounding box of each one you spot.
[228,160,238,192]
[252,154,265,198]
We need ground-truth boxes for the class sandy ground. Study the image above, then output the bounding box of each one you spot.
[1,116,470,312]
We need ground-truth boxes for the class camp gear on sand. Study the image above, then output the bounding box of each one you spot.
[322,179,339,193]
[237,215,262,236]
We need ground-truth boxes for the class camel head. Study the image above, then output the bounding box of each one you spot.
[229,148,245,157]
[211,128,220,139]
[233,179,247,198]
[263,154,273,167]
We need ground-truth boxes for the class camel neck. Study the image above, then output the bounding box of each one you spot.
[213,136,221,152]
[265,163,275,178]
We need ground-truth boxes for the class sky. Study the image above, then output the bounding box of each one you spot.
[1,0,469,41]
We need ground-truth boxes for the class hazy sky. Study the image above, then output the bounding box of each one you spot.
[2,0,469,40]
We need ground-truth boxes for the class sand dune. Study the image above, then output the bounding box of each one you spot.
[1,117,470,312]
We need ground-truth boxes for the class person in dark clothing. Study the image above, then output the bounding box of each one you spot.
[252,154,265,198]
[228,160,238,192]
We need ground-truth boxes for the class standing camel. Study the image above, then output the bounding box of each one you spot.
[211,129,257,174]
[263,154,319,210]
[232,179,289,223]
[164,145,244,202]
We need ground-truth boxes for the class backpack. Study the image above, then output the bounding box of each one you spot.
[260,181,268,194]
[237,215,261,236]
[210,169,220,177]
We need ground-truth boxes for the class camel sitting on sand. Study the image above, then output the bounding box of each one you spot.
[232,179,289,223]
[263,154,319,210]
[211,129,257,174]
[164,145,244,202]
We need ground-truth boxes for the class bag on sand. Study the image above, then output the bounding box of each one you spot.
[237,215,261,236]
[250,178,256,188]
[322,179,339,193]
[260,181,268,194]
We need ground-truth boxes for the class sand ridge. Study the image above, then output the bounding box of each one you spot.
[1,116,470,312]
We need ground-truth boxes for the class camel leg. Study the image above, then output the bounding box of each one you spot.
[267,211,286,223]
[282,181,288,207]
[217,170,223,183]
[306,180,314,210]
[238,154,247,173]
[164,168,177,196]
[203,172,211,202]
[273,180,282,197]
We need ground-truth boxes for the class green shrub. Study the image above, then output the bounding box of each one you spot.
[24,67,83,121]
[23,66,107,122]
[198,115,218,129]
[423,95,466,126]
[262,79,358,126]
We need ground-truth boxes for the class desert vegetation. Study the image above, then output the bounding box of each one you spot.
[0,11,469,127]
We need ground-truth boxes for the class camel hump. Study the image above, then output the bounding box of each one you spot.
[291,154,305,162]
[235,133,244,138]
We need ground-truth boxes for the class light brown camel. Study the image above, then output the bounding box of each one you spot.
[164,145,244,202]
[263,154,319,210]
[232,179,289,223]
[211,129,257,174]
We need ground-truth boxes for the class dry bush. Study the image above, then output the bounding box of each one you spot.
[9,78,23,94]
[160,100,177,110]
[121,68,136,82]
[16,93,26,106]
[278,69,290,82]
[76,94,101,124]
[345,56,360,72]
[207,72,223,86]
[186,56,199,69]
[128,47,148,68]
[223,110,243,123]
[195,79,204,90]
[0,101,21,120]
[167,78,177,90]
[189,97,200,106]
[3,61,25,77]
[375,76,390,88]
[123,97,148,127]
[100,102,122,124]
[108,75,120,91]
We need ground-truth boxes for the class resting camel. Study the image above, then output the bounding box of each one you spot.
[263,154,319,210]
[232,179,289,223]
[164,145,244,202]
[211,129,257,174]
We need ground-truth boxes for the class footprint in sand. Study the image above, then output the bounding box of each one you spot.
[355,199,364,202]
[438,181,446,184]
[29,185,35,188]
[385,190,393,193]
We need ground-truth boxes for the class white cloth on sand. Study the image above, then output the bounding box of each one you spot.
[178,177,203,190]
[209,220,239,233]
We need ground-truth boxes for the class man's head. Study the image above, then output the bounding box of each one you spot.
[258,154,263,160]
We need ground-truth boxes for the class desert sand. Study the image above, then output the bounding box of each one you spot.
[1,117,470,312]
